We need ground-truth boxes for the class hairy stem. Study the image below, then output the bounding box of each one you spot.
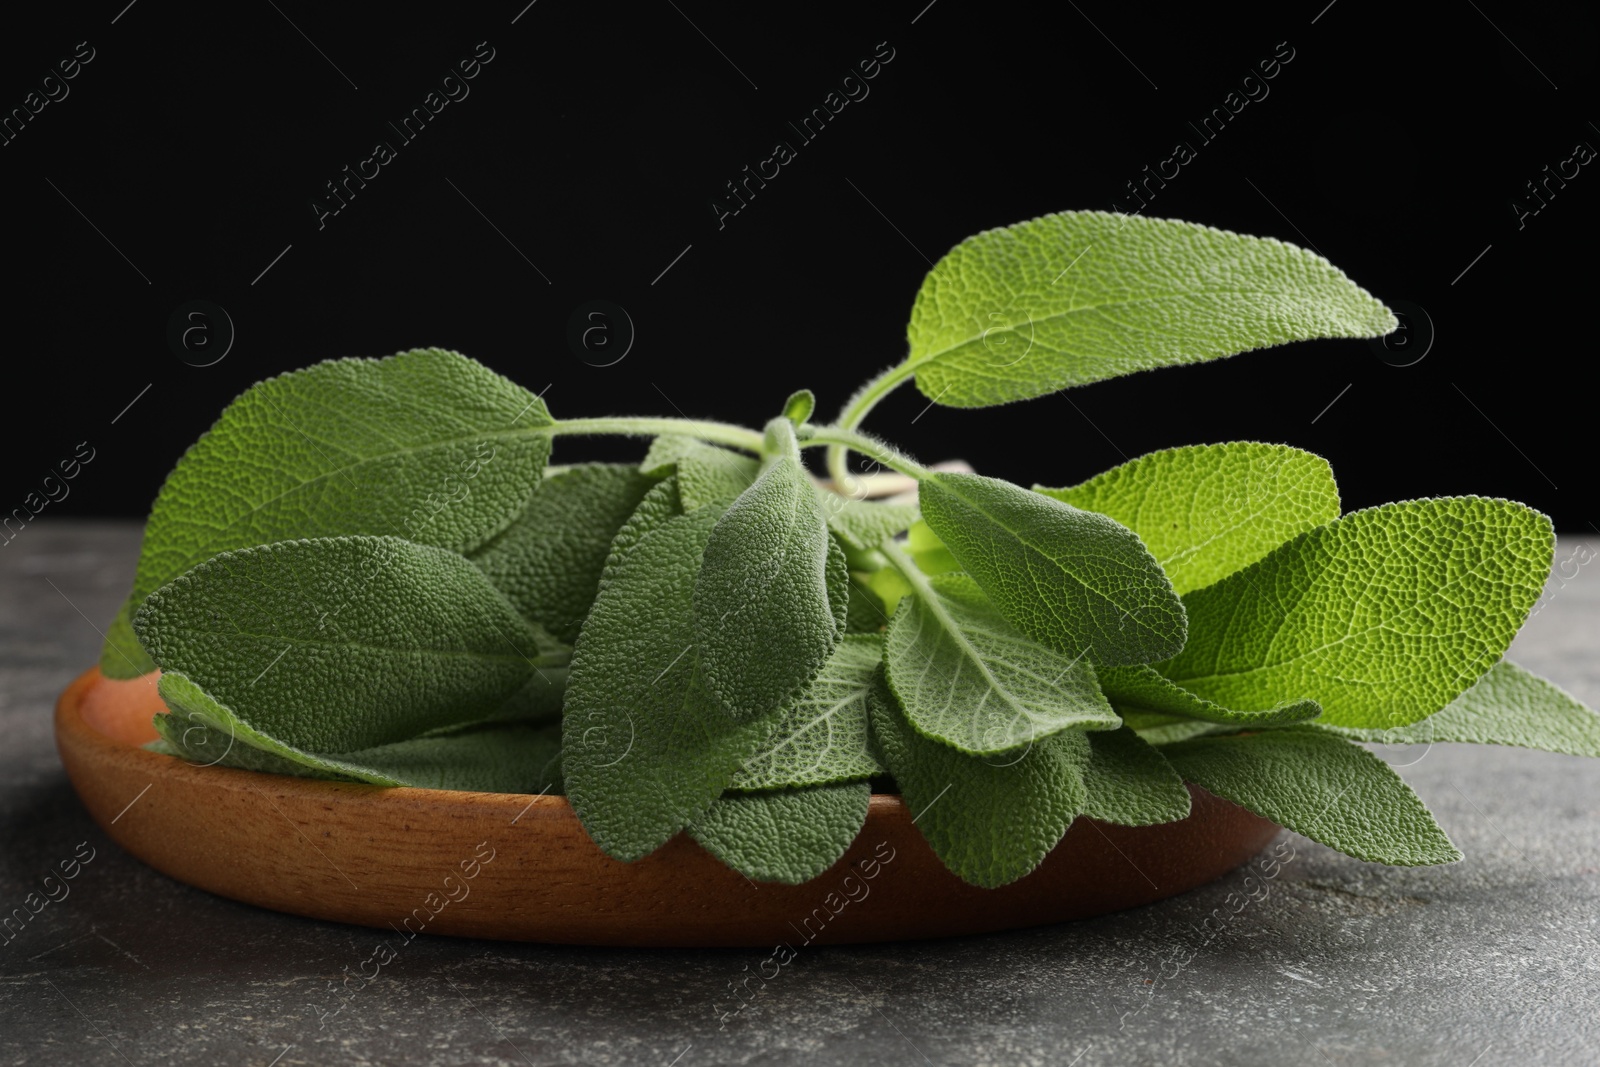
[802,425,930,482]
[826,362,917,490]
[546,416,765,453]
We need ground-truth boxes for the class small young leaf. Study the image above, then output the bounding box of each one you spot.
[1080,726,1191,826]
[1037,443,1340,595]
[905,211,1396,408]
[694,426,842,720]
[818,493,921,553]
[781,389,816,426]
[153,672,564,793]
[563,507,776,861]
[1098,664,1321,726]
[689,783,869,884]
[641,435,760,509]
[1159,498,1554,728]
[133,536,552,753]
[919,472,1187,664]
[885,571,1118,754]
[471,463,655,643]
[1319,660,1600,756]
[1162,727,1462,865]
[869,671,1089,888]
[731,634,888,790]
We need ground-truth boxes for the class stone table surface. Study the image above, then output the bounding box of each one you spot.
[2,521,1597,1066]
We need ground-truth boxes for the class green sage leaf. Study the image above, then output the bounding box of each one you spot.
[470,463,655,643]
[1163,726,1461,865]
[1080,725,1191,826]
[905,211,1396,408]
[1098,663,1321,726]
[1159,498,1554,728]
[133,536,553,752]
[919,471,1186,664]
[1319,660,1600,756]
[868,671,1090,888]
[1037,442,1340,595]
[689,783,869,884]
[885,572,1117,755]
[641,435,760,509]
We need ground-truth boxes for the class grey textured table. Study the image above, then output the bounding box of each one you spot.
[3,521,1597,1066]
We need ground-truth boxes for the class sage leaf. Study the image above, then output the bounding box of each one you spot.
[782,389,816,425]
[919,471,1186,665]
[123,348,551,609]
[1319,660,1600,756]
[100,596,156,677]
[1162,726,1462,865]
[133,536,553,752]
[868,670,1089,888]
[152,672,564,793]
[689,783,870,884]
[905,211,1396,408]
[819,493,920,553]
[1037,443,1340,595]
[563,507,777,862]
[1098,664,1321,726]
[641,435,759,509]
[1080,726,1191,826]
[694,424,842,720]
[1159,498,1554,728]
[600,476,683,586]
[885,571,1118,755]
[471,463,655,643]
[731,633,888,790]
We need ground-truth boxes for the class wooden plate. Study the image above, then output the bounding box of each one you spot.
[55,667,1280,947]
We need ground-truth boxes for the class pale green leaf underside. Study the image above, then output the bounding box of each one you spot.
[470,463,655,644]
[152,672,563,793]
[1320,660,1600,756]
[1037,442,1340,596]
[695,451,842,720]
[689,783,870,884]
[906,211,1397,407]
[642,435,760,509]
[732,633,888,790]
[1159,497,1554,728]
[563,507,776,862]
[869,672,1089,888]
[1163,727,1461,865]
[99,595,156,678]
[919,472,1187,665]
[1080,726,1192,826]
[134,536,549,753]
[1127,715,1234,746]
[1098,663,1321,725]
[819,493,921,552]
[886,572,1117,755]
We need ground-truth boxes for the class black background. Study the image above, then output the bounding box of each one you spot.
[2,1,1594,528]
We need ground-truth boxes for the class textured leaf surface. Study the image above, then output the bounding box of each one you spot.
[886,572,1117,754]
[689,783,869,884]
[471,463,655,643]
[1321,661,1600,756]
[731,634,887,790]
[1081,726,1192,826]
[108,349,551,673]
[694,446,842,720]
[1098,663,1321,725]
[870,672,1090,888]
[563,508,776,861]
[905,212,1396,407]
[1163,727,1461,864]
[599,476,683,586]
[134,536,551,753]
[642,435,759,509]
[1159,498,1554,728]
[152,673,563,792]
[919,472,1186,664]
[1037,443,1340,595]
